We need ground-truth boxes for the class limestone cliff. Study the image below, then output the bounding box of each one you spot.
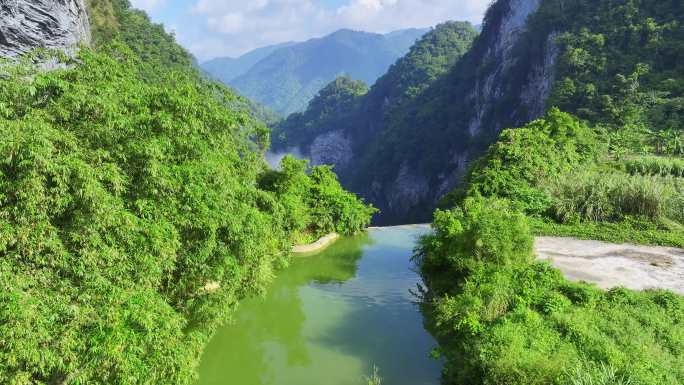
[364,0,559,224]
[0,0,91,58]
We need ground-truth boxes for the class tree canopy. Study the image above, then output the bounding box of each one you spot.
[0,2,375,383]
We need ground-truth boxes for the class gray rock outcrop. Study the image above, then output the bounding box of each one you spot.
[0,0,91,58]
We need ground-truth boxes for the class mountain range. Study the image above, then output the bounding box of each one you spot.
[201,42,295,85]
[201,28,428,115]
[273,0,684,225]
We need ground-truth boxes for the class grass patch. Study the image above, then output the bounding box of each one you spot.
[530,216,684,248]
[546,171,684,224]
[624,156,684,178]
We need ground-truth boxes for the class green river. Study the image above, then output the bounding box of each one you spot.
[196,225,441,385]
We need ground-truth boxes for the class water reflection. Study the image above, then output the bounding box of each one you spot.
[196,226,440,385]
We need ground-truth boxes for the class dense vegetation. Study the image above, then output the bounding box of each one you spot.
[539,0,684,151]
[0,2,374,384]
[419,108,683,385]
[216,28,427,116]
[417,196,684,385]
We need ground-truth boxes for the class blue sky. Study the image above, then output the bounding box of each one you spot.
[130,0,490,61]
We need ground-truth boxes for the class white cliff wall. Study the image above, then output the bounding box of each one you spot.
[0,0,91,58]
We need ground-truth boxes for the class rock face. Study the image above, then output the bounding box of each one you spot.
[377,0,556,223]
[465,0,550,137]
[309,130,353,169]
[0,0,91,58]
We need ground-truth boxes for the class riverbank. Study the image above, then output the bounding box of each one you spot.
[292,233,340,254]
[292,224,431,255]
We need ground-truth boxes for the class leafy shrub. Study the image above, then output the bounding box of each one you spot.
[308,165,378,236]
[452,108,602,215]
[418,204,684,385]
[417,197,533,295]
[258,156,313,238]
[259,155,376,242]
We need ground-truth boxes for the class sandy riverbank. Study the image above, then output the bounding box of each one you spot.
[292,233,341,254]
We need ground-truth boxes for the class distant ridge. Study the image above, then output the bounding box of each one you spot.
[201,42,295,84]
[201,28,428,115]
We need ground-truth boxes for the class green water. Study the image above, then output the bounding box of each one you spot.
[196,225,441,385]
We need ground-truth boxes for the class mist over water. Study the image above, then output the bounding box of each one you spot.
[265,147,306,169]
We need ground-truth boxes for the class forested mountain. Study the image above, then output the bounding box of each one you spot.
[201,42,295,84]
[273,21,480,224]
[0,1,374,384]
[203,28,428,116]
[275,0,684,225]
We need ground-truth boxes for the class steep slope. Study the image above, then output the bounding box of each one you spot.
[356,0,554,223]
[279,0,684,225]
[390,0,684,224]
[225,28,428,115]
[201,42,295,84]
[273,21,480,224]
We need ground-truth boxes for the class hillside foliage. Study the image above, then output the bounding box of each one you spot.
[419,110,683,385]
[0,2,375,383]
[87,0,194,69]
[273,76,368,150]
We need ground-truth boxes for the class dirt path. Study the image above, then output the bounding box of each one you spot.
[535,237,684,294]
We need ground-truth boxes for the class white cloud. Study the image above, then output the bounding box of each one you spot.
[174,0,491,61]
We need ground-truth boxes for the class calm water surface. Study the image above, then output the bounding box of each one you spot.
[195,225,441,385]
